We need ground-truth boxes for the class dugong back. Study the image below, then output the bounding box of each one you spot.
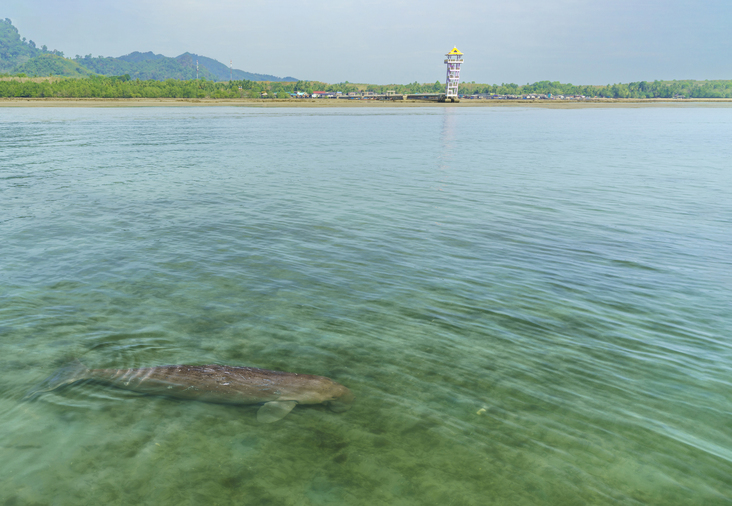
[28,362,354,423]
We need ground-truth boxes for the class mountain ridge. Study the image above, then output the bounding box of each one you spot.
[0,19,297,81]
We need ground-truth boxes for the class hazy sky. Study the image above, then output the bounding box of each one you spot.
[5,0,731,84]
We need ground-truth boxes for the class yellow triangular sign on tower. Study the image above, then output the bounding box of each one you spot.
[447,47,463,55]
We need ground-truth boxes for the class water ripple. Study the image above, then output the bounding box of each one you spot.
[1,106,731,505]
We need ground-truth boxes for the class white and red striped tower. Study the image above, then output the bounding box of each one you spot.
[444,47,464,99]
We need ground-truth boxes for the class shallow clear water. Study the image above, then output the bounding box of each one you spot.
[1,106,731,505]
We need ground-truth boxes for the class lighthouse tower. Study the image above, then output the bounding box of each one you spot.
[444,47,464,101]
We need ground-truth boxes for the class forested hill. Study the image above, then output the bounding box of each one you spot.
[0,18,297,81]
[75,52,297,82]
[179,53,297,82]
[74,52,218,81]
[0,17,41,72]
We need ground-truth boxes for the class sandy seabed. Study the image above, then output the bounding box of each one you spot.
[2,97,732,108]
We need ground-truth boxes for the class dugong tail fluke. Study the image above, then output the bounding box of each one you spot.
[24,358,89,401]
[24,360,354,423]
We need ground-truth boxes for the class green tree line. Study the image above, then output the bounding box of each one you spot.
[461,80,732,99]
[0,75,275,98]
[1,75,732,99]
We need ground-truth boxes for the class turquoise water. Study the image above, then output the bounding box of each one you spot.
[1,106,731,505]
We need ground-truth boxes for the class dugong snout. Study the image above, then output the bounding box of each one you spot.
[327,385,355,413]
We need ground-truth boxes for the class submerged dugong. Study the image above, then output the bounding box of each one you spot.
[30,360,355,423]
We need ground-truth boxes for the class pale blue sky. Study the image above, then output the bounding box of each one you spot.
[5,0,731,84]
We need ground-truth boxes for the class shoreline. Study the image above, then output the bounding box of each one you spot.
[2,97,732,108]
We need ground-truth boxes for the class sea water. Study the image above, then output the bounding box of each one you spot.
[1,105,731,505]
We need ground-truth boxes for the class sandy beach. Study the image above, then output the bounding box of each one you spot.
[2,97,732,108]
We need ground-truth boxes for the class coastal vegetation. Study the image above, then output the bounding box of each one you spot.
[359,80,732,99]
[1,75,732,99]
[0,75,288,99]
